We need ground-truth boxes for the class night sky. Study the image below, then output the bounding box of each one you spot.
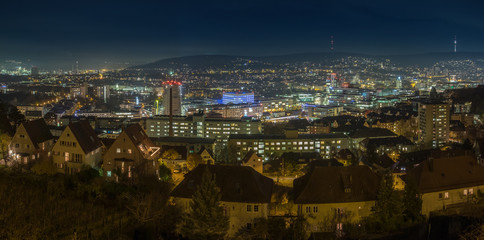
[2,0,484,67]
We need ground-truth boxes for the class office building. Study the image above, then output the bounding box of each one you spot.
[145,114,261,144]
[162,81,182,116]
[228,130,349,162]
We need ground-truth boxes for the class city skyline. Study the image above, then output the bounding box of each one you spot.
[2,0,484,69]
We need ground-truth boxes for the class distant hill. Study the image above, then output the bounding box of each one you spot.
[387,52,484,66]
[129,55,245,69]
[130,52,484,70]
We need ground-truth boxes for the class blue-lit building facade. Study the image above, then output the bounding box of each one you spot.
[222,92,255,105]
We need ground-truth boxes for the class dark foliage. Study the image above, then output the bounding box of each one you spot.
[0,168,180,239]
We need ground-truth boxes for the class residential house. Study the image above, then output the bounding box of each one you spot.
[171,164,274,236]
[240,149,263,173]
[359,135,415,157]
[349,128,397,153]
[335,149,356,166]
[198,147,215,165]
[103,124,161,181]
[52,120,103,174]
[9,119,54,164]
[407,154,484,216]
[293,166,380,234]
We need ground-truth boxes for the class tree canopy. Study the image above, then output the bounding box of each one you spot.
[180,167,229,240]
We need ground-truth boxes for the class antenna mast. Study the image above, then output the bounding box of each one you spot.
[330,35,334,51]
[454,35,457,53]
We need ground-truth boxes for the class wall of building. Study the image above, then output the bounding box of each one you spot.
[297,201,375,233]
[230,136,349,162]
[421,184,484,216]
[418,102,450,148]
[52,127,102,174]
[9,125,54,164]
[175,198,269,237]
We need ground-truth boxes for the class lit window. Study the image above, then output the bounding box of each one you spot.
[337,223,343,231]
[116,148,121,153]
[107,171,112,177]
[444,192,449,199]
[128,149,132,154]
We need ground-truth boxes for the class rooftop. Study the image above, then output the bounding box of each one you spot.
[171,164,273,203]
[293,166,380,204]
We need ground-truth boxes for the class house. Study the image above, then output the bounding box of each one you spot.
[349,127,397,152]
[9,119,54,164]
[360,135,415,156]
[171,164,274,236]
[293,166,380,234]
[407,154,484,216]
[335,149,356,166]
[198,147,215,165]
[52,120,103,174]
[240,149,263,173]
[103,124,160,181]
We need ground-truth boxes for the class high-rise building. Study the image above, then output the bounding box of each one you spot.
[330,73,338,88]
[80,82,88,99]
[418,100,450,148]
[103,85,110,103]
[95,85,110,103]
[396,76,402,89]
[162,81,182,116]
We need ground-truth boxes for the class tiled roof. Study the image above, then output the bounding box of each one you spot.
[68,120,102,154]
[22,119,54,148]
[171,164,273,203]
[364,136,414,148]
[293,166,380,204]
[408,155,484,193]
[350,128,397,138]
[241,149,259,164]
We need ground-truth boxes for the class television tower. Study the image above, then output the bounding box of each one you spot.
[453,35,457,53]
[330,35,334,51]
